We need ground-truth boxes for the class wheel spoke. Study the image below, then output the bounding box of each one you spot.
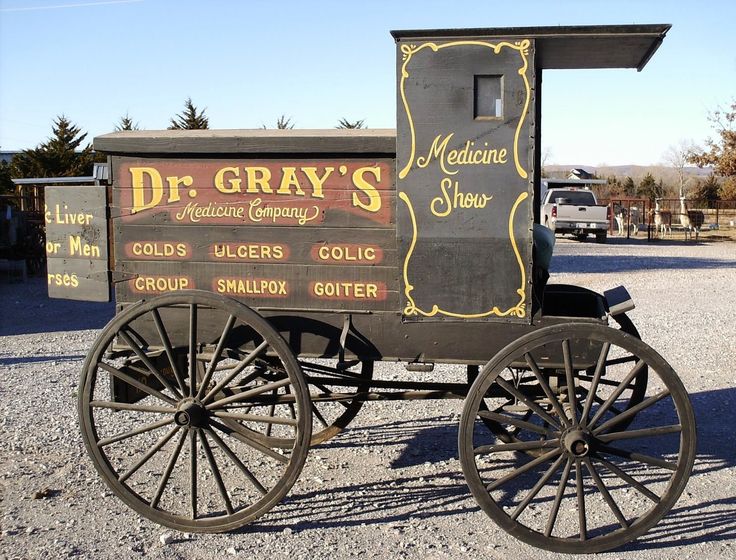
[119,426,180,483]
[205,427,267,495]
[592,455,660,502]
[151,308,187,395]
[588,359,646,427]
[90,400,175,414]
[118,329,183,401]
[188,304,197,398]
[212,411,298,427]
[524,353,570,428]
[97,417,173,447]
[98,362,177,406]
[206,377,292,410]
[486,449,561,491]
[596,424,681,443]
[495,377,561,429]
[199,431,234,515]
[579,342,610,428]
[545,457,573,537]
[311,403,329,428]
[210,419,289,464]
[575,459,587,541]
[584,458,629,529]
[512,454,566,520]
[190,429,198,519]
[475,438,559,455]
[592,389,671,436]
[151,428,187,508]
[597,444,677,471]
[478,409,558,437]
[202,340,270,404]
[195,314,237,401]
[561,339,579,424]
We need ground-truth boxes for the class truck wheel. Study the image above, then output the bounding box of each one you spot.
[596,233,607,244]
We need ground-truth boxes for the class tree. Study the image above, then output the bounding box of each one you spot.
[336,118,365,129]
[276,115,294,129]
[637,172,664,200]
[262,115,295,129]
[622,176,636,197]
[115,113,139,131]
[691,174,721,205]
[0,160,14,197]
[11,115,94,178]
[688,100,736,198]
[168,98,209,130]
[663,139,694,198]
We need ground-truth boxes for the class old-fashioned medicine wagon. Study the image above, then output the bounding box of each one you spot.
[45,25,695,553]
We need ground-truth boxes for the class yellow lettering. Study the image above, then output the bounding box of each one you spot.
[301,167,332,199]
[165,175,193,203]
[245,167,273,194]
[277,167,306,196]
[214,167,241,194]
[351,167,382,213]
[130,167,164,214]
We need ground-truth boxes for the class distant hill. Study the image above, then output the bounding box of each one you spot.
[545,164,712,181]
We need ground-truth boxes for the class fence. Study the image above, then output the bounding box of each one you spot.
[599,198,736,239]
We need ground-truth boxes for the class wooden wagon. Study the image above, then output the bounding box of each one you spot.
[45,24,695,553]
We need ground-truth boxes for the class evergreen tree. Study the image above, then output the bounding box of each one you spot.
[636,172,664,200]
[11,115,94,178]
[691,174,721,205]
[622,176,636,196]
[336,118,365,129]
[115,113,139,131]
[276,115,294,129]
[168,98,209,130]
[0,160,15,197]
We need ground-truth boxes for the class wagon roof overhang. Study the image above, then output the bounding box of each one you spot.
[94,128,397,156]
[391,24,671,71]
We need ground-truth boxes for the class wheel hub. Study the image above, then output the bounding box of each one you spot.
[174,399,207,428]
[561,428,592,458]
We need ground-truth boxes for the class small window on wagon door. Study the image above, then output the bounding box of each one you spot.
[474,75,503,119]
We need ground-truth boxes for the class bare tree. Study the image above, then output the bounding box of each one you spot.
[663,139,695,198]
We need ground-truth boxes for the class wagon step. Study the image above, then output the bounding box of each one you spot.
[405,361,434,372]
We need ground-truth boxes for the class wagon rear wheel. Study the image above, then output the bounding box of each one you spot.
[79,290,311,532]
[459,323,695,553]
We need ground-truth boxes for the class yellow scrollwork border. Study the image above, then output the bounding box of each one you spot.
[398,39,532,319]
[400,191,528,319]
[398,39,531,181]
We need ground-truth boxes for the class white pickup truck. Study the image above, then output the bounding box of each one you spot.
[541,188,610,243]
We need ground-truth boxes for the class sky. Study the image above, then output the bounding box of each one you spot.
[1,0,734,166]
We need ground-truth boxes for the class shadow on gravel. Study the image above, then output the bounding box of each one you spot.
[551,254,736,274]
[0,278,114,336]
[250,470,472,533]
[0,353,87,366]
[318,416,459,466]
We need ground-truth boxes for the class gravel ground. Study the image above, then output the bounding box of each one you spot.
[1,237,735,560]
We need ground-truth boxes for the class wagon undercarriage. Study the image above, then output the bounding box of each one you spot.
[79,289,695,553]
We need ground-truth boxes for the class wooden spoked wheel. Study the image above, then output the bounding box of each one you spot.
[299,359,373,446]
[233,357,373,448]
[79,291,311,532]
[459,323,696,553]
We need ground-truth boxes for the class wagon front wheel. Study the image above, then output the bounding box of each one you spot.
[79,290,312,532]
[459,323,695,553]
